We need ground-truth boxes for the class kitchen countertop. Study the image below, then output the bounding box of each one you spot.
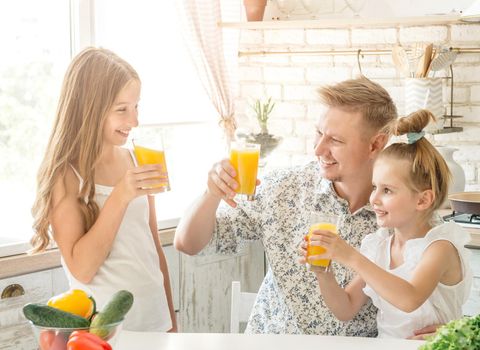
[116,332,425,350]
[1,210,479,280]
[0,228,175,279]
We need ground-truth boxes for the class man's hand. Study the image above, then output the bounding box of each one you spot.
[408,324,442,340]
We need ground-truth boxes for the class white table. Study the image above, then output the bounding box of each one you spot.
[116,332,425,350]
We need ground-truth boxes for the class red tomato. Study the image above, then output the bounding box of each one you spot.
[67,331,112,350]
[39,330,55,350]
[49,333,69,350]
[39,331,68,350]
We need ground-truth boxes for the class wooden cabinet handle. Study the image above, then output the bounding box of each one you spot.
[1,284,25,299]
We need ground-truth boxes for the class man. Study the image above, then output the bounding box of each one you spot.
[175,77,420,335]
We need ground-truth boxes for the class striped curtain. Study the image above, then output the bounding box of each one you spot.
[176,0,240,143]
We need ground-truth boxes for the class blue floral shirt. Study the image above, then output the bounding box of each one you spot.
[204,161,379,335]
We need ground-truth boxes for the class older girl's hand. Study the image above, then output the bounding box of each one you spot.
[113,164,168,204]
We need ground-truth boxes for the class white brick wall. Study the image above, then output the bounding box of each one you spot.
[306,29,350,46]
[351,28,397,45]
[451,24,480,43]
[399,26,448,44]
[236,22,480,188]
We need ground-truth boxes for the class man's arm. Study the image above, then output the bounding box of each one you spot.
[174,192,222,255]
[174,159,238,255]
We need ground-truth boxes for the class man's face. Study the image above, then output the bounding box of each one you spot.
[313,107,375,183]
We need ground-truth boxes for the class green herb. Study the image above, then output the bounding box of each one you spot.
[419,313,480,350]
[251,97,275,134]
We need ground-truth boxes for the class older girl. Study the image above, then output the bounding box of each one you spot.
[32,47,176,332]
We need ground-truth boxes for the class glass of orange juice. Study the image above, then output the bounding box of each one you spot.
[132,134,170,192]
[306,212,338,272]
[230,141,260,201]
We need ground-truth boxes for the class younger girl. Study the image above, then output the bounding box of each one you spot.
[32,47,176,332]
[300,109,472,338]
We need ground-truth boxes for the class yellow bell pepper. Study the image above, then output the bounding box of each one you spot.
[47,289,95,319]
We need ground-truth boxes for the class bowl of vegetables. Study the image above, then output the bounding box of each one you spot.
[30,321,123,350]
[24,289,133,350]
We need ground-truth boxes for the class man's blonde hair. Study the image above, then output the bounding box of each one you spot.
[318,77,397,133]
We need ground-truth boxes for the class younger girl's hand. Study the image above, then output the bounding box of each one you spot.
[114,164,168,203]
[297,236,308,265]
[308,230,354,265]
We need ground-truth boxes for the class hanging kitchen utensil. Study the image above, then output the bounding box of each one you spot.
[424,47,436,77]
[415,43,433,78]
[429,50,458,77]
[392,45,410,78]
[408,43,424,78]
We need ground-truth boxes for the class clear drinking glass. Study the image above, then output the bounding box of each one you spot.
[229,141,260,201]
[345,0,366,17]
[275,0,298,19]
[132,133,171,192]
[306,212,338,272]
[301,0,334,18]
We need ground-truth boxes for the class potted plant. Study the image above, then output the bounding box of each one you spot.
[246,97,282,161]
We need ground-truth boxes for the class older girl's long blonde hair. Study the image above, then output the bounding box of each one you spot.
[31,47,139,252]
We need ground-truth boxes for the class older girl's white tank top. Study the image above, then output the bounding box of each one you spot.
[61,158,172,331]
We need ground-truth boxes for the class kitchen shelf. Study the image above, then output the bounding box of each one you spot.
[219,14,462,30]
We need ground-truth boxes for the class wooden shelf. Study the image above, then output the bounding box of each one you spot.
[219,14,462,30]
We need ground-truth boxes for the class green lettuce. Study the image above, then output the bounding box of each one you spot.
[419,313,480,350]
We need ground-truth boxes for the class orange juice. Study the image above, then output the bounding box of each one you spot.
[133,145,170,190]
[230,144,260,199]
[307,222,337,268]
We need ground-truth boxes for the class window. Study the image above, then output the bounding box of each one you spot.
[94,0,225,226]
[0,0,227,256]
[0,1,71,254]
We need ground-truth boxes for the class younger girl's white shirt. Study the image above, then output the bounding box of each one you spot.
[360,222,472,339]
[61,162,172,332]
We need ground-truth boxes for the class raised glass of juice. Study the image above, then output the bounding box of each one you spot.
[132,134,170,192]
[229,141,260,201]
[306,212,338,272]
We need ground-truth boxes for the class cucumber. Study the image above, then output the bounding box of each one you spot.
[90,290,133,338]
[23,303,90,328]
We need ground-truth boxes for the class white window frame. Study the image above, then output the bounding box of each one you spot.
[70,0,96,54]
[1,0,223,257]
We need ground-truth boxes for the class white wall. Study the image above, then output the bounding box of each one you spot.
[235,22,480,191]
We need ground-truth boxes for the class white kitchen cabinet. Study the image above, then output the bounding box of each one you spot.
[164,245,180,312]
[178,241,265,333]
[463,248,480,317]
[51,267,69,296]
[0,269,62,349]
